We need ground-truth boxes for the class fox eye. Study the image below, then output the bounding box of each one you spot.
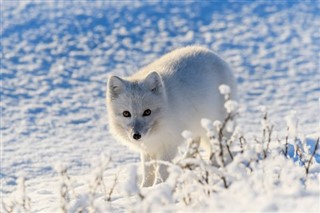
[123,111,131,118]
[143,109,151,116]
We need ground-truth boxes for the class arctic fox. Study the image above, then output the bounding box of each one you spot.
[106,46,237,187]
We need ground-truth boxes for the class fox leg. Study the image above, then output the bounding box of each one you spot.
[140,154,157,187]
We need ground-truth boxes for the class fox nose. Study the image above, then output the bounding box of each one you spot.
[133,133,141,140]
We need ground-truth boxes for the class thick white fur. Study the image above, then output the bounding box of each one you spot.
[106,46,237,187]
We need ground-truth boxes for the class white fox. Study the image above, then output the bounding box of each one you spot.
[106,46,237,187]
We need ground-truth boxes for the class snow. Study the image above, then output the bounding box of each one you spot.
[219,84,230,94]
[181,130,193,140]
[213,120,223,130]
[285,110,298,137]
[1,0,320,212]
[200,118,213,131]
[224,100,238,114]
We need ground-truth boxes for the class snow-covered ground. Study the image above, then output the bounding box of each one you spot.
[1,0,320,212]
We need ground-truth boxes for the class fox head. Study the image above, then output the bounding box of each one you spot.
[107,71,167,147]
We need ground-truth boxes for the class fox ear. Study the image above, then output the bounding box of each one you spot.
[144,71,163,94]
[108,75,124,99]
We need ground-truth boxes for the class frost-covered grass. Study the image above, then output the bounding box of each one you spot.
[3,86,319,212]
[4,118,320,212]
